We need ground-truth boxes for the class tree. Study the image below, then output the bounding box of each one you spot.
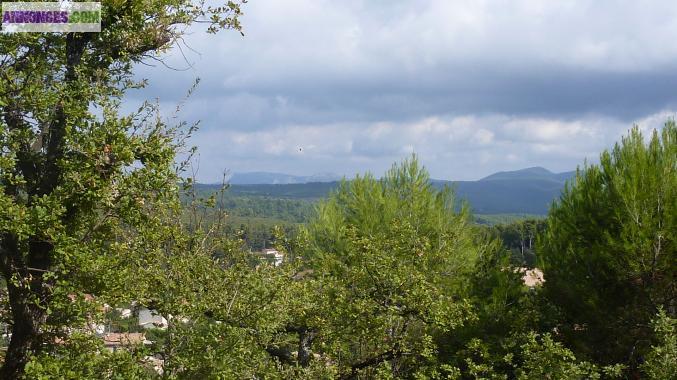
[538,122,676,368]
[0,1,245,377]
[295,156,486,378]
[641,308,677,379]
[489,219,546,267]
[134,233,306,379]
[514,332,623,380]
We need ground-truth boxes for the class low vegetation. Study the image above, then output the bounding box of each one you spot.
[0,2,674,378]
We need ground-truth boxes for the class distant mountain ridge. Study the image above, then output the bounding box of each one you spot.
[479,166,575,183]
[439,167,576,214]
[226,171,342,185]
[204,166,577,215]
[229,167,574,185]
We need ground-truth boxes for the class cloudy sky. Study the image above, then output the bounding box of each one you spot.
[129,0,677,182]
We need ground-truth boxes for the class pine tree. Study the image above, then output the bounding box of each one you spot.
[299,155,487,378]
[539,122,676,368]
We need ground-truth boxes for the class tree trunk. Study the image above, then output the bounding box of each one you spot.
[0,236,52,379]
[297,327,316,367]
[0,283,48,379]
[0,34,84,379]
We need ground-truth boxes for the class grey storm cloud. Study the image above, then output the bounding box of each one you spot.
[125,0,677,181]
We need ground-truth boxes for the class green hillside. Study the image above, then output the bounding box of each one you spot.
[196,167,574,216]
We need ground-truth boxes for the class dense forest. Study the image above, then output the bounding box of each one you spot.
[0,2,675,379]
[187,191,542,252]
[198,166,572,216]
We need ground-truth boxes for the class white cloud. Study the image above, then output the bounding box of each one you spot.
[129,1,677,181]
[187,111,673,181]
[186,0,677,84]
[145,0,677,95]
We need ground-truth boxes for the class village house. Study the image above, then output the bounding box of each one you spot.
[138,308,168,330]
[520,268,545,288]
[261,248,285,266]
[102,332,150,352]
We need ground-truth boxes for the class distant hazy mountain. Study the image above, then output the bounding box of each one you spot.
[479,166,575,182]
[444,167,576,214]
[227,171,342,185]
[434,167,576,215]
[209,167,576,215]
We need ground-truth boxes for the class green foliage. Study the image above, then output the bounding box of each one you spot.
[474,214,544,226]
[220,196,314,223]
[539,122,677,366]
[515,332,624,380]
[489,219,547,267]
[300,155,483,378]
[24,333,154,379]
[448,331,623,380]
[438,226,558,378]
[220,182,339,199]
[118,197,317,379]
[183,212,300,252]
[2,1,672,375]
[0,0,246,377]
[641,309,677,380]
[444,332,624,380]
[186,185,315,223]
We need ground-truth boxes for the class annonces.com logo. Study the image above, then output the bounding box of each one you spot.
[1,2,100,32]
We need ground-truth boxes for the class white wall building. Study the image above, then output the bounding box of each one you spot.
[262,248,284,266]
[138,308,168,330]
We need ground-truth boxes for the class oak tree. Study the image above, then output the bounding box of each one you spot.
[0,1,244,377]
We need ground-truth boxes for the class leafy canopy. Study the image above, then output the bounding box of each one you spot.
[301,155,484,378]
[539,122,676,365]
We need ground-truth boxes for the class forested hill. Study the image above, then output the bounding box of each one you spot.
[227,171,341,185]
[445,166,576,214]
[199,167,575,215]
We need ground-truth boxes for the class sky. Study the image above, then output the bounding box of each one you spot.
[127,0,677,182]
